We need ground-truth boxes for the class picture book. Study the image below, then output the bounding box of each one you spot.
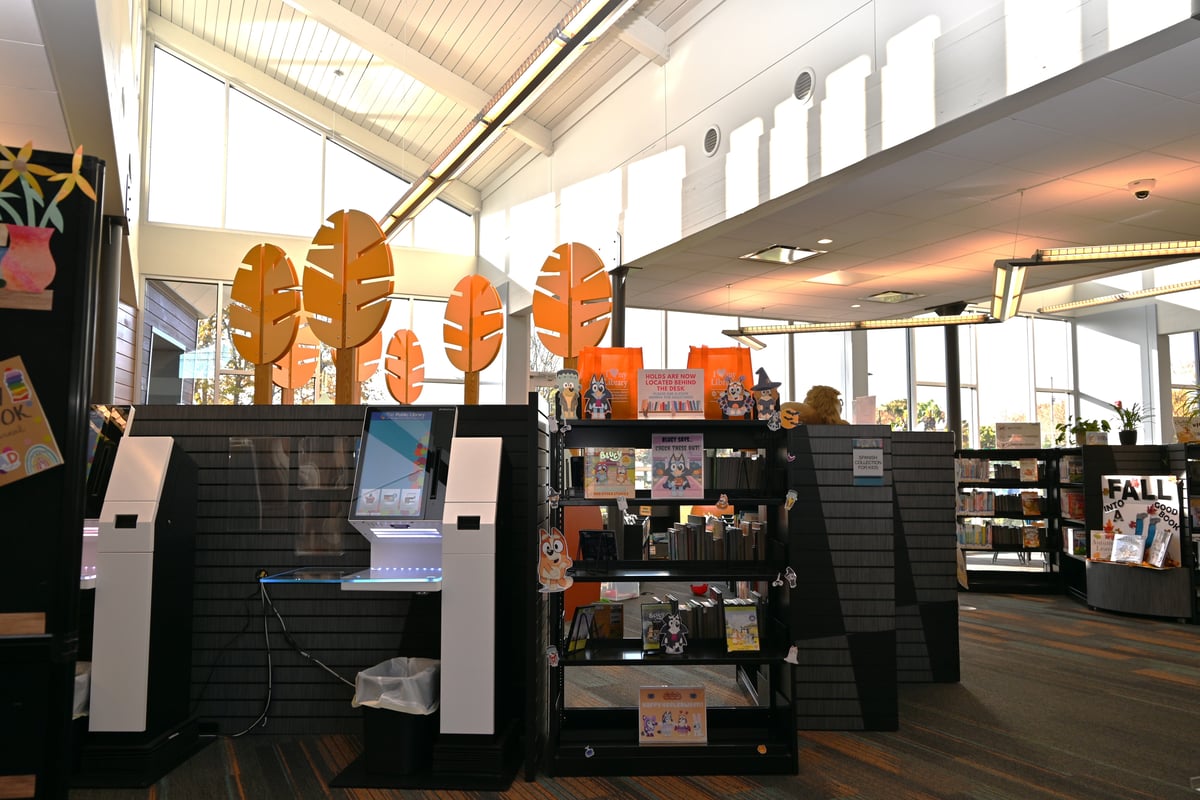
[638,686,707,745]
[1089,530,1113,561]
[650,433,704,500]
[1145,528,1174,568]
[583,447,636,499]
[1021,526,1042,549]
[1110,533,1145,565]
[1019,458,1039,482]
[640,601,674,651]
[1060,490,1085,521]
[1019,491,1042,516]
[723,604,760,652]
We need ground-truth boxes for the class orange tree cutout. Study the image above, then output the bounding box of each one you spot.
[273,318,321,403]
[444,274,504,404]
[384,329,425,404]
[229,243,301,404]
[531,242,611,369]
[302,209,393,403]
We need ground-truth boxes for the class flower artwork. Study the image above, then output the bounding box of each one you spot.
[0,142,98,310]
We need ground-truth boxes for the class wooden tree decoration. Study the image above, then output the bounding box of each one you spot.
[334,329,384,390]
[229,243,301,404]
[443,274,504,404]
[302,209,393,404]
[272,316,320,404]
[384,329,425,404]
[531,242,612,371]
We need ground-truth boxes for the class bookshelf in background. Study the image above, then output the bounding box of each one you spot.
[954,448,1066,592]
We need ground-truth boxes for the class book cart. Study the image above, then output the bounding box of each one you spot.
[543,418,797,776]
[954,448,1069,592]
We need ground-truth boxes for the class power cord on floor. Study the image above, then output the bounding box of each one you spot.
[230,581,356,737]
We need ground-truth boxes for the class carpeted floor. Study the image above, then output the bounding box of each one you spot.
[70,592,1200,799]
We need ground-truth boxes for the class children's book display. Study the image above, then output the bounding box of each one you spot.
[640,601,673,651]
[650,433,704,500]
[582,447,636,499]
[1096,474,1183,569]
[638,686,707,745]
[723,602,760,652]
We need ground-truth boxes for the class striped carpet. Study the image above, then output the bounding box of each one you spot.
[70,592,1200,799]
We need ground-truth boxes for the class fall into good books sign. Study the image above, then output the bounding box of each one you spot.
[1098,475,1181,568]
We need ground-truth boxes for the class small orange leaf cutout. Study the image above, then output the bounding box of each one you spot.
[531,242,612,358]
[385,329,425,404]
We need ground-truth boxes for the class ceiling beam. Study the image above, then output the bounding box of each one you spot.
[620,17,669,65]
[281,0,552,156]
[148,15,481,214]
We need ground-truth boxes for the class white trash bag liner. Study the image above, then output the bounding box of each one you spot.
[352,657,440,715]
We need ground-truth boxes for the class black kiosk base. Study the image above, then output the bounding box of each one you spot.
[330,715,519,791]
[72,717,212,788]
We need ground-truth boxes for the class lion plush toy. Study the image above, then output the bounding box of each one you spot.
[789,385,849,425]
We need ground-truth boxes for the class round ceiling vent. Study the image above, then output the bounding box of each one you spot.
[703,125,721,157]
[794,68,815,102]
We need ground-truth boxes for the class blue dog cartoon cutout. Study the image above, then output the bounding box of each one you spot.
[657,450,698,496]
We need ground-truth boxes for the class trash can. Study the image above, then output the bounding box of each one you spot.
[352,657,440,776]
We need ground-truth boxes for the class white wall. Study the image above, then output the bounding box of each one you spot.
[481,0,1193,287]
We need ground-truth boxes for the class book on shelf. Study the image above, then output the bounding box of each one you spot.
[1059,455,1084,484]
[1089,530,1113,561]
[650,432,704,500]
[1019,491,1042,516]
[1019,458,1039,482]
[567,605,597,653]
[1145,528,1174,568]
[581,601,625,639]
[645,529,670,559]
[582,447,636,499]
[1060,490,1085,520]
[640,600,674,651]
[723,602,760,652]
[577,528,619,561]
[1110,533,1145,565]
[1021,526,1043,549]
[638,685,707,745]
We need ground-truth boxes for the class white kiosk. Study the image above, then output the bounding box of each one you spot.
[345,407,502,735]
[80,434,202,786]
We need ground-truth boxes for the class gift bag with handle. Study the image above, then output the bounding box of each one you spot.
[686,346,755,420]
[578,346,644,419]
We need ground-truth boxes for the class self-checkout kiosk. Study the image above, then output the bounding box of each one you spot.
[345,407,502,738]
[77,433,202,786]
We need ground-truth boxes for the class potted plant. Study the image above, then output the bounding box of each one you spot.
[1054,416,1110,446]
[1109,400,1151,445]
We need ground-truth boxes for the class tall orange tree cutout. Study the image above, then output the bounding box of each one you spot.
[443,274,504,404]
[229,243,301,404]
[384,330,425,404]
[302,210,393,404]
[272,317,320,404]
[532,242,612,371]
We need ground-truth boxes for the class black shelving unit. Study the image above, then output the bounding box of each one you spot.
[543,418,796,777]
[955,448,1066,592]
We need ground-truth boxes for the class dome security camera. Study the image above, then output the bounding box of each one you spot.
[1127,179,1156,200]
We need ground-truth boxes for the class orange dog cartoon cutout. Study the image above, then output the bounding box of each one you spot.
[538,527,574,592]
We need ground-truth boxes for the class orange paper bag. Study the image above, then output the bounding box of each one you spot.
[686,346,755,420]
[578,346,643,419]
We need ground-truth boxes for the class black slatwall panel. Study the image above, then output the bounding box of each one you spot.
[787,425,897,731]
[129,401,545,739]
[891,432,959,683]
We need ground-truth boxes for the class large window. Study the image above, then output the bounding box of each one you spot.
[146,47,470,250]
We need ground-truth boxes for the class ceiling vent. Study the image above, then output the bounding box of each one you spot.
[794,68,815,103]
[703,125,721,157]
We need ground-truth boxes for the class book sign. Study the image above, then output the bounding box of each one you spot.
[1099,475,1181,568]
[0,355,63,487]
[852,438,883,486]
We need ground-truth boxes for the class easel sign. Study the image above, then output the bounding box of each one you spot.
[637,369,704,418]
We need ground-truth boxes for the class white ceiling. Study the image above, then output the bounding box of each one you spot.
[4,0,1200,324]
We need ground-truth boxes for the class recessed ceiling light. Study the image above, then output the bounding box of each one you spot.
[850,303,861,308]
[864,290,924,304]
[817,238,833,245]
[740,245,826,264]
